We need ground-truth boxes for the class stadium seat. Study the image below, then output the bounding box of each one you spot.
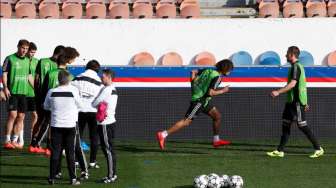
[258,0,280,18]
[160,52,183,66]
[299,50,314,66]
[195,51,216,66]
[327,51,336,66]
[39,0,60,19]
[15,0,36,18]
[86,0,107,19]
[133,0,153,18]
[258,51,281,66]
[306,0,327,17]
[133,52,155,66]
[0,0,12,18]
[180,4,200,18]
[108,0,129,19]
[327,0,336,17]
[230,51,253,66]
[156,0,176,18]
[283,0,304,18]
[62,0,83,19]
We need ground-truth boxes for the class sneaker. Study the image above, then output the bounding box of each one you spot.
[70,179,80,185]
[28,145,37,153]
[309,147,324,158]
[12,141,23,149]
[213,139,231,148]
[45,149,51,157]
[80,141,90,152]
[55,172,62,180]
[89,162,100,169]
[48,178,55,185]
[35,147,46,154]
[101,175,117,184]
[156,131,166,150]
[75,162,79,168]
[3,142,15,150]
[267,150,285,158]
[79,171,89,180]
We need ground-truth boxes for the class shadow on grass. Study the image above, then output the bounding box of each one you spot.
[0,163,47,168]
[0,175,47,185]
[117,145,208,155]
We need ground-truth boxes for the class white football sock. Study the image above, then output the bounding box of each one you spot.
[213,135,220,142]
[162,130,168,138]
[19,130,24,145]
[5,135,11,143]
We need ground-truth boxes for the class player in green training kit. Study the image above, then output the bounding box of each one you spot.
[2,39,31,149]
[267,46,324,158]
[29,45,65,154]
[156,59,234,150]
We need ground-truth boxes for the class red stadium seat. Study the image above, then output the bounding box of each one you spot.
[15,0,36,18]
[133,0,153,18]
[156,0,176,18]
[283,0,304,18]
[328,0,336,17]
[160,52,183,66]
[0,0,12,18]
[39,0,60,19]
[108,0,129,19]
[86,0,107,19]
[258,0,279,18]
[180,4,200,18]
[133,52,155,66]
[327,51,336,66]
[62,0,83,19]
[195,51,216,66]
[306,0,327,17]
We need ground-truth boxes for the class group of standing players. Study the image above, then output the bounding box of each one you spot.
[1,39,118,185]
[1,40,325,184]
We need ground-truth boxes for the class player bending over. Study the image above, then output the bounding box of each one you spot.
[156,59,234,150]
[267,46,324,158]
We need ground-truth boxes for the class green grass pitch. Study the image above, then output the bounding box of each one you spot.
[1,139,336,188]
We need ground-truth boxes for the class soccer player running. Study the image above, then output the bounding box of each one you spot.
[92,69,118,184]
[2,39,30,149]
[267,46,324,158]
[156,59,234,150]
[29,45,65,153]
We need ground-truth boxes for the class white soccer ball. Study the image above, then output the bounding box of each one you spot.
[193,175,208,188]
[230,175,244,188]
[207,173,221,188]
[220,174,231,188]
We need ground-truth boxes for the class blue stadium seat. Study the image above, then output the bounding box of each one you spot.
[299,50,314,66]
[258,51,281,66]
[230,51,253,66]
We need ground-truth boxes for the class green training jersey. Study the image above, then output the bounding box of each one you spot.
[287,62,308,106]
[2,53,30,95]
[191,69,221,105]
[36,57,57,86]
[47,68,74,89]
[27,57,39,97]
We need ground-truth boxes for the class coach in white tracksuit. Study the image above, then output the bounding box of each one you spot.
[72,60,103,168]
[92,69,118,184]
[44,70,83,185]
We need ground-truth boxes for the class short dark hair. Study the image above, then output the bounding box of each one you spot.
[56,54,68,66]
[17,39,30,47]
[29,42,37,51]
[216,59,234,73]
[53,45,65,57]
[102,69,115,79]
[58,70,70,85]
[287,46,300,58]
[86,60,101,73]
[64,47,80,60]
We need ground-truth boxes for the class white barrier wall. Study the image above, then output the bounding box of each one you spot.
[1,18,335,66]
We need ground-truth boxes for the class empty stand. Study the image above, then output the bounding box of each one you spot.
[86,0,107,19]
[327,51,336,66]
[0,0,12,18]
[133,52,155,66]
[109,0,129,19]
[299,50,314,66]
[39,0,60,19]
[133,0,153,18]
[15,0,36,18]
[160,52,183,66]
[258,0,280,18]
[62,0,83,19]
[156,0,176,18]
[283,0,304,18]
[306,0,327,17]
[328,0,336,17]
[231,51,253,66]
[258,51,281,66]
[194,51,216,66]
